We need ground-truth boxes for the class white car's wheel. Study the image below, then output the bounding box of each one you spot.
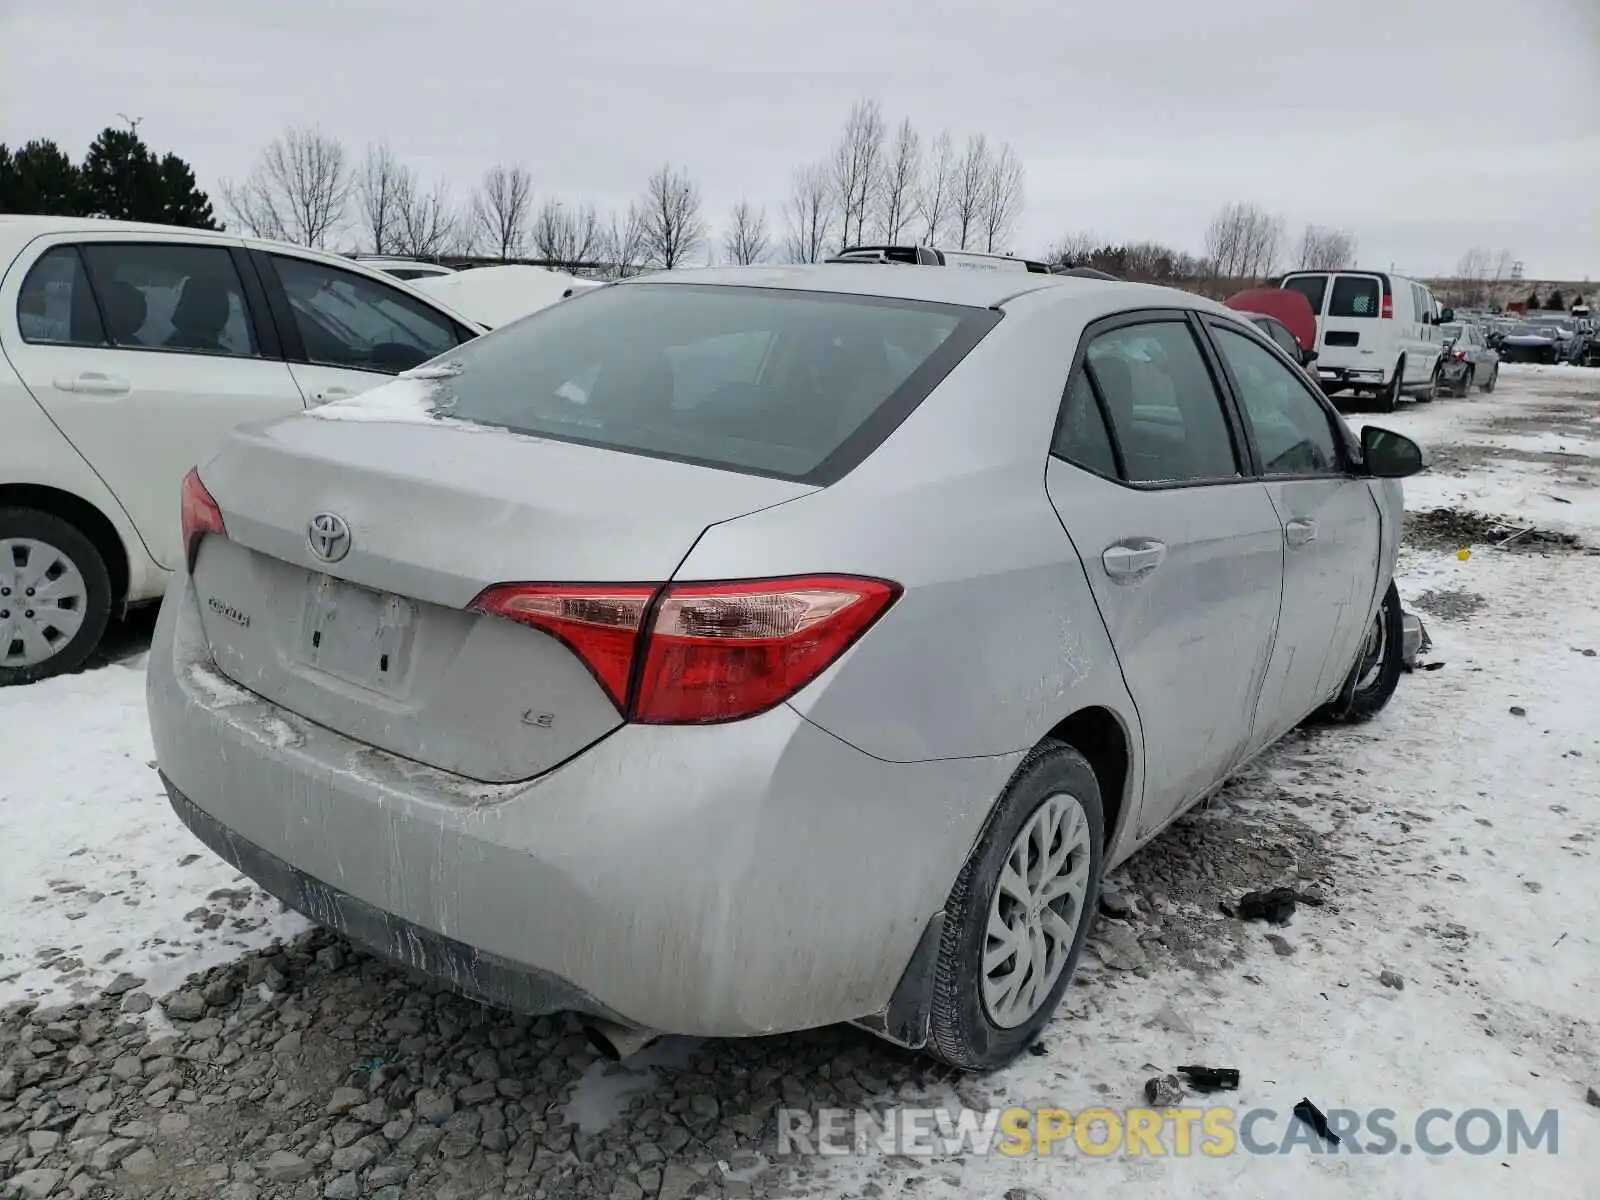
[0,509,113,686]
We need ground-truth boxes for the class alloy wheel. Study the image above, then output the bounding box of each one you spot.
[980,793,1094,1028]
[0,538,89,669]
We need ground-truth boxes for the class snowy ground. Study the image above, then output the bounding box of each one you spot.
[1,363,1596,1200]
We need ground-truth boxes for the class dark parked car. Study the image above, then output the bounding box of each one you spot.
[1522,315,1583,362]
[1498,323,1565,364]
[1439,322,1499,395]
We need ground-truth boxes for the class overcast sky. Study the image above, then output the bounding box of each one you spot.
[4,0,1598,280]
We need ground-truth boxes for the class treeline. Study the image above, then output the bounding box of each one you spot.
[0,128,217,229]
[213,99,1029,272]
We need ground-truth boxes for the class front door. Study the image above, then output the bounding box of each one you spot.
[1044,314,1284,837]
[255,251,470,406]
[1203,319,1383,751]
[3,235,305,569]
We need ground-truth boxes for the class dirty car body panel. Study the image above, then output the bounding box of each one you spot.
[148,266,1408,1044]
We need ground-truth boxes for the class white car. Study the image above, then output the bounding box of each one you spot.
[410,264,601,328]
[1279,270,1447,411]
[0,216,484,685]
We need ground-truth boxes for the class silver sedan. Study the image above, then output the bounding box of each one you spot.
[147,266,1425,1070]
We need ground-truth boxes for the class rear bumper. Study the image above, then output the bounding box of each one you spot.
[147,574,1019,1037]
[1314,364,1387,391]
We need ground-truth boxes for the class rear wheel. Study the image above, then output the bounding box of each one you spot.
[1482,364,1498,392]
[1377,360,1405,412]
[926,741,1104,1071]
[1454,367,1473,398]
[0,508,112,687]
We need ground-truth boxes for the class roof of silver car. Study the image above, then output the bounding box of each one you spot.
[620,263,1117,308]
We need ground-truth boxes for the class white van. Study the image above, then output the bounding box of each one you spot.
[1279,270,1447,411]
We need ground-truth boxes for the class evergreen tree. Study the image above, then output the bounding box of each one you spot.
[78,127,218,228]
[1527,289,1541,310]
[1544,288,1565,311]
[0,140,85,215]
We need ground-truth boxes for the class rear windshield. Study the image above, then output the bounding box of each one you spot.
[1282,274,1327,314]
[1510,324,1552,338]
[1328,276,1382,318]
[415,283,997,483]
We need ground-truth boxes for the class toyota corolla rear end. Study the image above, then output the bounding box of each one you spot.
[147,279,1008,1040]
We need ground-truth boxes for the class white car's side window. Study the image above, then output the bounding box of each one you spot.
[270,255,461,375]
[81,243,261,358]
[1212,326,1340,476]
[17,248,108,347]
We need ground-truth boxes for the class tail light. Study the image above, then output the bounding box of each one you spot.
[1380,291,1394,319]
[471,575,899,724]
[1451,347,1467,361]
[179,469,226,570]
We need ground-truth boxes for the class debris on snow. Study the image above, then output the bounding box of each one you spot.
[1177,1066,1241,1093]
[1231,886,1324,925]
[1379,970,1405,991]
[1144,1073,1186,1105]
[1292,1097,1341,1146]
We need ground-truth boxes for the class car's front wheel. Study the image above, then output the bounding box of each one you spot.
[926,740,1104,1071]
[1319,581,1403,723]
[0,508,112,687]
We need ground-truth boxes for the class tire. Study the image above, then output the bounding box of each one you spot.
[1454,367,1472,399]
[1482,364,1498,393]
[926,740,1105,1071]
[0,508,113,687]
[1377,360,1405,412]
[1319,582,1404,723]
[1417,364,1439,403]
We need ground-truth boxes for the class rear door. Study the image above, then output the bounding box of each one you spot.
[1043,310,1284,837]
[3,232,304,569]
[1202,317,1381,749]
[1320,272,1388,376]
[253,249,476,406]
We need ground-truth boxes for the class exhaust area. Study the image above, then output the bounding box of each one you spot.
[582,1019,662,1062]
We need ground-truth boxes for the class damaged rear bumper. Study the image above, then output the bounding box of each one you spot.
[146,574,1018,1039]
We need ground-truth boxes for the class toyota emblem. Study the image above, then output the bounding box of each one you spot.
[307,512,352,563]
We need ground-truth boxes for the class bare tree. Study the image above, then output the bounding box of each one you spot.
[1294,223,1358,271]
[828,98,885,249]
[723,199,770,266]
[355,143,408,254]
[783,162,835,263]
[873,118,921,243]
[1044,230,1099,268]
[950,134,991,251]
[979,141,1025,253]
[471,164,534,260]
[530,198,603,272]
[916,130,956,245]
[1204,201,1283,282]
[602,205,649,277]
[389,176,457,258]
[221,126,351,247]
[639,164,706,269]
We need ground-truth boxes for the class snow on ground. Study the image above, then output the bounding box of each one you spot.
[0,650,305,1007]
[1,363,1597,1199]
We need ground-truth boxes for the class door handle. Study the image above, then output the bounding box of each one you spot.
[1102,539,1167,582]
[311,386,355,405]
[53,372,130,396]
[1285,518,1319,547]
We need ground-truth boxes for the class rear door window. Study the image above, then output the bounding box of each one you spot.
[1328,275,1381,319]
[17,247,107,347]
[79,243,260,357]
[1082,321,1240,484]
[1282,274,1328,315]
[415,283,998,483]
[1051,371,1119,478]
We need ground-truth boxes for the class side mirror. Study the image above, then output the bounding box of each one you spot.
[1361,426,1428,478]
[1438,307,1455,323]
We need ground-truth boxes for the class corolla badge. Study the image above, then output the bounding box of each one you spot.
[307,512,352,563]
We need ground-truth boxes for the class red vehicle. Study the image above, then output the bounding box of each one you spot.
[1225,287,1319,368]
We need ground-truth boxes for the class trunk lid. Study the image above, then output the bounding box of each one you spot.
[191,412,814,782]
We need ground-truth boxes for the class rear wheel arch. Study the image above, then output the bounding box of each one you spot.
[1042,705,1131,857]
[0,483,130,608]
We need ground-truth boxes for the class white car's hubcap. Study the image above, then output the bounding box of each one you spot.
[1,538,88,669]
[981,793,1093,1028]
